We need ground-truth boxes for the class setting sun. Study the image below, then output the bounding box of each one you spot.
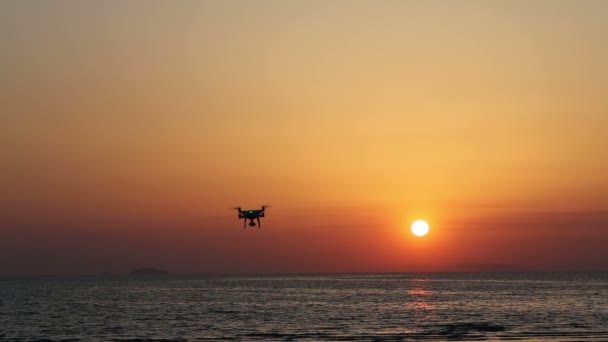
[411,220,430,237]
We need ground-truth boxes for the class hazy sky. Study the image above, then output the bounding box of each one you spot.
[1,0,607,274]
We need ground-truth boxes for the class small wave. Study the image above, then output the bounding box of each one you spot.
[430,322,507,339]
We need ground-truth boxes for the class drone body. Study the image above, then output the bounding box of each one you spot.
[234,206,268,229]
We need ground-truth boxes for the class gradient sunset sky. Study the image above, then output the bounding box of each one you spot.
[1,0,607,275]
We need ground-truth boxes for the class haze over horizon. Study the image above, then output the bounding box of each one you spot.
[1,0,607,275]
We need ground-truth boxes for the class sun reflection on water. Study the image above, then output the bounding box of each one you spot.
[407,289,435,312]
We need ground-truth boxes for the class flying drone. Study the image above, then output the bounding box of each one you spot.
[234,206,268,229]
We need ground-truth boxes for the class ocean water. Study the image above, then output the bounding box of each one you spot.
[1,273,607,341]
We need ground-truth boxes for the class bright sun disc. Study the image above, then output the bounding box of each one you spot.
[411,220,429,236]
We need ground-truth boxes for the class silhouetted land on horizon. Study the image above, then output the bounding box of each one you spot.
[130,267,169,276]
[448,263,526,272]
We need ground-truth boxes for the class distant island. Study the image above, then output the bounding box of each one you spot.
[449,263,524,272]
[130,267,168,276]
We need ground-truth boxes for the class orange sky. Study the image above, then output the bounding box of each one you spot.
[1,1,607,275]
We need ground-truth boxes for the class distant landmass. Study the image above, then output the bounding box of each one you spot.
[130,267,168,276]
[449,263,525,272]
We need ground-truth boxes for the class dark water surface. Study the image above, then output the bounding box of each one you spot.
[1,273,607,341]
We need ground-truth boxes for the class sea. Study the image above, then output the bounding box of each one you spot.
[1,273,607,341]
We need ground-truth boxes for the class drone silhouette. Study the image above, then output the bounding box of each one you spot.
[234,206,268,229]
